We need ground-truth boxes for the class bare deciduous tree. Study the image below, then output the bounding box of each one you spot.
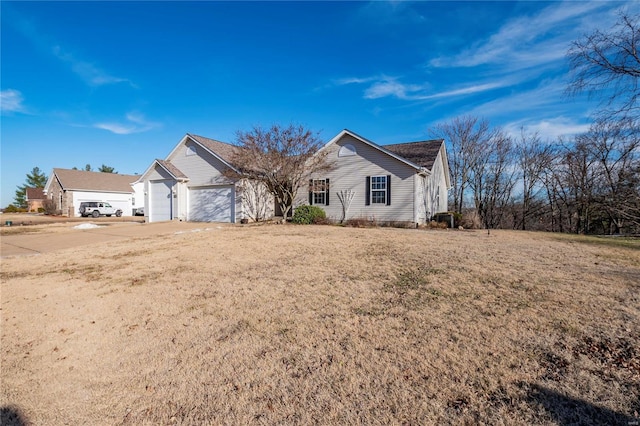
[469,129,516,231]
[580,119,640,232]
[515,129,555,230]
[567,12,640,121]
[225,124,332,220]
[237,179,271,222]
[430,116,493,213]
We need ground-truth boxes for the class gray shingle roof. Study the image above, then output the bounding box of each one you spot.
[156,159,188,179]
[188,133,239,166]
[52,168,138,193]
[384,139,444,171]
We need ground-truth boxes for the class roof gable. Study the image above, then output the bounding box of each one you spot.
[136,159,189,183]
[49,169,138,193]
[322,129,428,173]
[187,134,239,167]
[156,159,188,180]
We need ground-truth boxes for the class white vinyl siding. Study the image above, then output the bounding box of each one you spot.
[298,135,416,223]
[415,147,449,223]
[168,141,232,187]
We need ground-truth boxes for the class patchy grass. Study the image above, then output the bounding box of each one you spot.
[551,232,640,251]
[0,226,43,235]
[1,227,639,425]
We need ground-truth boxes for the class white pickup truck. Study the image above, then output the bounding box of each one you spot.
[79,201,123,218]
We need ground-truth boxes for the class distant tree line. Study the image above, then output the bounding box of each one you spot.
[431,11,640,235]
[432,116,639,234]
[72,164,117,173]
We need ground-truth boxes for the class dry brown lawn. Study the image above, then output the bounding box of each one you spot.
[1,225,639,425]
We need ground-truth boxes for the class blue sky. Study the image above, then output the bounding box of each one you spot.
[1,1,638,207]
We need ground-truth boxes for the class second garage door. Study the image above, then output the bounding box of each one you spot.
[189,186,234,222]
[150,180,173,222]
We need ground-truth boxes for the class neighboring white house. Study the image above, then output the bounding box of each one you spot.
[137,133,274,223]
[43,168,144,217]
[300,129,451,224]
[140,130,450,225]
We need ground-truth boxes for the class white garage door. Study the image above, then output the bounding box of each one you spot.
[189,186,234,222]
[150,180,172,222]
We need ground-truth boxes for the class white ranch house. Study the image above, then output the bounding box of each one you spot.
[140,130,450,225]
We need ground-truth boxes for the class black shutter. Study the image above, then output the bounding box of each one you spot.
[386,175,391,206]
[309,179,313,205]
[365,176,370,206]
[325,178,330,206]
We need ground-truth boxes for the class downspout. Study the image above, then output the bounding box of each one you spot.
[413,173,417,227]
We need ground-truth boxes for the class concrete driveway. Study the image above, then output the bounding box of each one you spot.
[1,221,221,257]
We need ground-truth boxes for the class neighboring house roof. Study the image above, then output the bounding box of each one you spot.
[384,139,444,171]
[25,187,45,200]
[46,168,138,193]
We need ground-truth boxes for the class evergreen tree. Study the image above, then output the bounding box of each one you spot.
[14,167,48,208]
[98,164,117,173]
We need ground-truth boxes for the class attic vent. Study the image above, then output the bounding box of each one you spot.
[186,145,197,156]
[338,144,356,157]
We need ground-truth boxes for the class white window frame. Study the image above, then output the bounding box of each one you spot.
[370,175,387,204]
[311,179,327,205]
[186,145,197,156]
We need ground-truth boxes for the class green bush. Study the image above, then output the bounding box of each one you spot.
[292,205,326,224]
[4,204,26,213]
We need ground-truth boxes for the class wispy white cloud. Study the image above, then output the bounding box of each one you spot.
[363,77,424,99]
[52,45,135,88]
[430,1,612,70]
[343,75,509,101]
[1,89,27,114]
[504,117,591,141]
[467,77,568,118]
[334,76,379,86]
[423,82,506,100]
[8,6,134,88]
[94,112,161,135]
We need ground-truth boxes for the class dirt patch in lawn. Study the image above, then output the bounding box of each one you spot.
[1,226,638,425]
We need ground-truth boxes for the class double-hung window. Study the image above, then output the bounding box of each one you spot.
[371,176,387,204]
[309,178,329,206]
[365,175,391,206]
